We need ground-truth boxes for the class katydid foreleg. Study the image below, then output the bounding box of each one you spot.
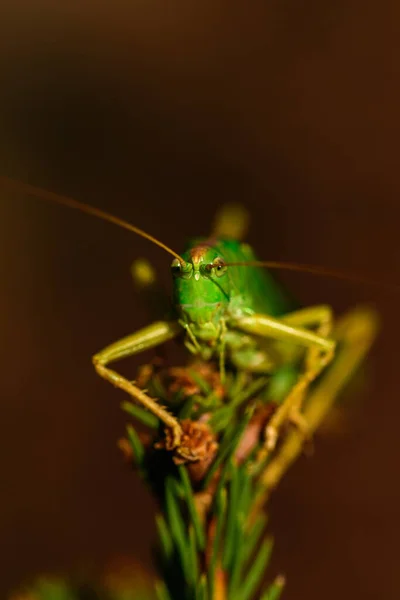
[92,320,182,445]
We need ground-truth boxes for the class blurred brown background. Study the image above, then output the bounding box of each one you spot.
[0,1,399,598]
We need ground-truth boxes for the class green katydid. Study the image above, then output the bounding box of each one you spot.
[0,176,379,464]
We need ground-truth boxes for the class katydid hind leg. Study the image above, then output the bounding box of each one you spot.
[265,320,335,453]
[304,306,380,432]
[279,305,334,436]
[261,306,380,490]
[233,307,336,456]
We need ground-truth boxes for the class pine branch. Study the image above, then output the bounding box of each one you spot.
[11,306,379,600]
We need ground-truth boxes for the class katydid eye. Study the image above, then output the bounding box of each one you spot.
[201,258,226,276]
[213,258,227,277]
[171,259,182,276]
[171,259,192,278]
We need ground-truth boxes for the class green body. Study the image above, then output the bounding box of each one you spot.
[172,237,299,375]
[92,208,377,456]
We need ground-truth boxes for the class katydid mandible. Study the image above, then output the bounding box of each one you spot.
[0,176,379,464]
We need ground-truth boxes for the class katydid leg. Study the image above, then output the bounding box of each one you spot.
[280,305,333,428]
[93,320,182,445]
[233,307,336,454]
[261,306,380,490]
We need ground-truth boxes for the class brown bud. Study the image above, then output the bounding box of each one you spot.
[158,419,218,482]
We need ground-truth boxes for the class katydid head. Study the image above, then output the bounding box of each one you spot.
[171,245,230,327]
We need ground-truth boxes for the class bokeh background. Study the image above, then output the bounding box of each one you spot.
[1,1,399,598]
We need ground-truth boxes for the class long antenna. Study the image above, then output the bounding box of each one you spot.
[224,260,399,291]
[0,175,184,262]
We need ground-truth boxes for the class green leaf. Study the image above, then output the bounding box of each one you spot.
[149,375,167,399]
[210,405,237,432]
[202,422,236,489]
[156,513,173,561]
[210,376,267,431]
[121,401,160,429]
[204,408,253,490]
[208,488,227,600]
[34,579,74,600]
[228,370,248,400]
[260,575,286,600]
[188,525,200,594]
[179,465,206,550]
[212,456,234,510]
[126,424,145,467]
[164,477,191,582]
[225,466,255,583]
[236,466,253,518]
[155,580,173,600]
[198,574,209,600]
[237,537,274,600]
[188,369,212,395]
[223,459,240,569]
[241,514,268,566]
[178,396,196,419]
[230,376,269,408]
